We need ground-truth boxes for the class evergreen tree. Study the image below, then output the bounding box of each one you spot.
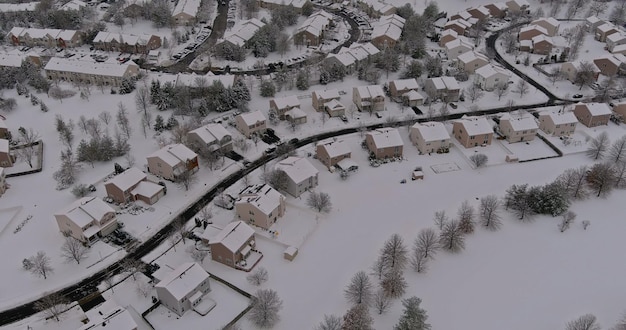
[260,80,276,97]
[296,70,309,90]
[394,296,431,330]
[166,116,179,129]
[150,80,161,103]
[153,114,165,131]
[119,78,136,94]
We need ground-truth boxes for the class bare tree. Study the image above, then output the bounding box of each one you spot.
[134,86,150,117]
[170,121,194,144]
[116,102,132,139]
[587,132,611,160]
[17,127,40,168]
[99,111,112,126]
[494,82,508,101]
[566,0,587,19]
[479,195,502,230]
[575,62,599,90]
[60,236,89,264]
[433,210,448,230]
[373,289,392,314]
[587,162,616,197]
[199,206,213,222]
[412,228,439,263]
[248,289,283,328]
[517,79,529,98]
[439,220,465,253]
[566,314,601,330]
[587,1,607,16]
[342,304,374,330]
[344,270,373,305]
[371,256,387,280]
[381,233,408,271]
[557,166,590,200]
[559,211,577,233]
[306,191,332,213]
[175,170,198,191]
[186,245,208,264]
[380,268,407,299]
[469,153,488,168]
[549,67,564,85]
[29,251,53,279]
[410,248,428,273]
[467,84,484,103]
[505,184,535,221]
[172,218,191,245]
[134,281,152,298]
[614,161,626,188]
[457,200,476,234]
[439,103,450,117]
[119,258,146,280]
[315,314,342,330]
[609,135,626,163]
[247,266,269,286]
[85,118,102,139]
[34,292,69,322]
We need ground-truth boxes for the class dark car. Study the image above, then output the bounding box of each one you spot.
[449,102,458,109]
[289,138,299,145]
[573,94,583,99]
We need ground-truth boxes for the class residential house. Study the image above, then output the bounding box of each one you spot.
[174,71,235,89]
[275,157,319,197]
[365,128,404,159]
[594,54,626,77]
[467,6,491,20]
[104,167,165,205]
[0,118,7,139]
[424,76,461,102]
[187,123,233,154]
[235,184,286,229]
[531,34,554,55]
[596,23,619,42]
[506,0,530,13]
[586,16,605,31]
[0,167,5,196]
[368,1,396,18]
[155,262,211,316]
[606,33,626,52]
[444,19,472,36]
[294,10,333,47]
[537,109,578,136]
[484,2,508,18]
[409,122,451,154]
[61,0,87,11]
[612,101,626,121]
[270,95,301,119]
[235,111,266,138]
[315,138,352,169]
[323,42,380,73]
[172,0,201,25]
[475,64,511,90]
[498,112,538,143]
[219,18,265,48]
[450,10,472,22]
[445,38,474,60]
[285,107,308,124]
[561,61,601,82]
[7,27,82,48]
[93,32,162,54]
[206,221,256,269]
[457,51,489,73]
[388,78,419,99]
[54,197,118,243]
[371,14,405,49]
[531,17,559,36]
[439,29,459,47]
[0,139,14,167]
[147,144,199,181]
[452,116,494,148]
[612,44,626,56]
[258,0,307,13]
[123,0,148,17]
[312,89,341,111]
[0,2,38,12]
[78,300,140,330]
[573,102,612,127]
[353,85,385,112]
[518,25,548,41]
[44,58,139,87]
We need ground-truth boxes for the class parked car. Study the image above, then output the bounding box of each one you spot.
[573,94,583,99]
[449,102,458,109]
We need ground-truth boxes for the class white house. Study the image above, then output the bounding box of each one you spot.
[235,184,286,229]
[235,111,266,138]
[475,64,511,90]
[155,262,211,316]
[457,51,490,74]
[79,300,141,330]
[54,197,118,244]
[219,18,265,47]
[275,156,319,197]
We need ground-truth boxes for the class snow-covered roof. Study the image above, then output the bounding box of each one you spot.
[208,221,254,252]
[326,52,356,66]
[469,5,490,16]
[175,72,234,88]
[93,31,156,45]
[272,95,300,109]
[453,10,472,20]
[587,16,602,24]
[297,11,332,37]
[390,78,419,91]
[475,64,511,79]
[612,44,626,54]
[318,138,351,158]
[598,23,617,33]
[189,123,231,145]
[540,109,578,125]
[148,144,197,167]
[237,184,284,215]
[285,107,306,119]
[0,53,25,68]
[444,38,473,51]
[44,58,138,78]
[371,23,403,41]
[367,128,404,149]
[531,17,559,29]
[607,33,626,44]
[520,25,548,36]
[0,139,8,153]
[313,89,340,101]
[61,0,86,11]
[131,181,163,198]
[324,99,345,110]
[379,14,405,26]
[57,197,114,228]
[454,116,493,136]
[568,60,600,73]
[0,2,38,12]
[412,122,450,142]
[275,157,318,184]
[445,19,472,30]
[403,89,424,101]
[441,29,458,38]
[457,51,489,64]
[500,113,538,131]
[261,0,305,8]
[532,34,553,44]
[441,76,460,90]
[355,85,384,98]
[578,102,612,116]
[172,0,201,17]
[238,110,266,126]
[106,167,147,192]
[80,300,138,330]
[155,262,209,300]
[0,118,6,130]
[595,54,626,67]
[222,19,265,46]
[349,42,379,56]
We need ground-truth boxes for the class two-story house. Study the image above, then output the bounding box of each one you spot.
[452,116,494,148]
[424,77,460,102]
[205,220,256,269]
[155,262,211,316]
[573,102,612,127]
[54,197,118,244]
[235,111,267,138]
[315,138,352,170]
[236,184,286,229]
[353,85,385,113]
[270,95,301,120]
[275,157,319,197]
[187,123,233,154]
[0,139,14,167]
[365,128,404,159]
[409,122,451,154]
[147,144,199,181]
[498,112,538,143]
[104,167,165,205]
[538,109,578,136]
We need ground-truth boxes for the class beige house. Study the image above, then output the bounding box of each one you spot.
[450,10,472,22]
[573,102,612,127]
[315,138,352,170]
[312,89,340,111]
[44,58,139,87]
[155,262,210,316]
[444,19,471,36]
[78,300,139,330]
[586,16,605,31]
[275,157,319,197]
[323,99,346,117]
[0,118,7,139]
[531,35,554,55]
[172,0,201,25]
[270,95,300,119]
[452,116,494,148]
[365,128,404,159]
[0,167,6,196]
[606,33,626,52]
[537,109,578,136]
[596,23,619,42]
[499,112,538,143]
[104,167,165,205]
[235,111,267,138]
[93,31,161,54]
[613,101,626,121]
[561,61,601,82]
[353,85,385,113]
[294,10,332,47]
[147,144,198,181]
[206,221,256,269]
[0,139,13,167]
[7,27,83,48]
[531,17,559,36]
[445,38,474,60]
[506,0,530,13]
[371,14,405,49]
[409,122,451,154]
[593,54,626,77]
[236,184,286,229]
[258,0,307,13]
[475,64,511,91]
[424,77,460,102]
[285,107,308,124]
[54,197,118,244]
[388,78,419,99]
[323,42,380,74]
[467,6,491,20]
[187,123,233,154]
[457,51,490,74]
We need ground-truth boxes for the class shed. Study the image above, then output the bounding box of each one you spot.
[412,170,424,180]
[284,246,298,261]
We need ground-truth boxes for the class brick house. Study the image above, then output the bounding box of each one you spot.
[573,102,612,127]
[312,89,341,111]
[596,23,619,42]
[561,61,601,82]
[93,31,162,54]
[315,138,352,170]
[518,25,548,41]
[353,85,385,112]
[445,38,474,60]
[452,116,494,148]
[104,167,165,205]
[593,54,626,77]
[44,58,139,87]
[235,111,266,138]
[205,221,256,269]
[530,17,559,36]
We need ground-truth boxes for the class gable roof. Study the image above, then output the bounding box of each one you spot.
[79,301,138,330]
[390,78,419,91]
[355,85,384,98]
[155,262,209,300]
[313,89,340,101]
[457,51,489,64]
[57,197,114,228]
[238,110,266,126]
[318,138,351,158]
[454,116,493,136]
[520,24,548,36]
[275,157,318,184]
[285,107,306,119]
[499,113,538,131]
[148,144,197,167]
[189,123,231,145]
[367,128,403,149]
[172,0,201,17]
[272,95,300,109]
[412,122,450,142]
[531,17,559,29]
[222,18,265,46]
[540,109,578,125]
[578,102,612,116]
[44,58,138,78]
[475,64,511,79]
[237,184,284,214]
[209,220,254,252]
[445,38,474,51]
[106,167,146,192]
